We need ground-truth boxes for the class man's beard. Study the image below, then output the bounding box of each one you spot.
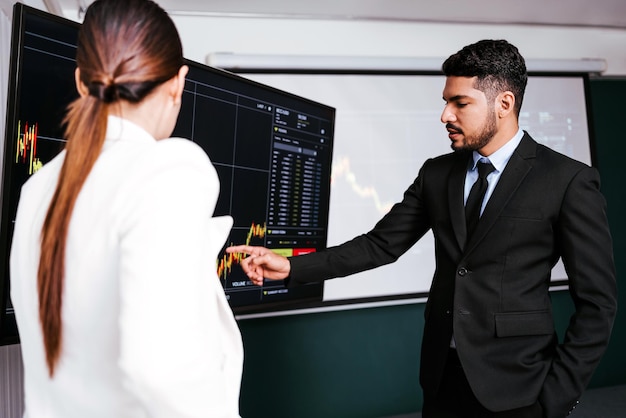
[450,111,497,152]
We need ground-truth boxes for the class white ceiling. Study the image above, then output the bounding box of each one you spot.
[30,0,626,29]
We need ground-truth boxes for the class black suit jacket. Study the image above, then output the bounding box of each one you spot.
[288,133,617,417]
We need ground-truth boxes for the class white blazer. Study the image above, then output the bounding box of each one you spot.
[10,116,243,417]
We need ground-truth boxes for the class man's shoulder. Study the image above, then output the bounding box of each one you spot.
[429,150,469,165]
[422,150,469,174]
[517,132,590,170]
[530,138,591,172]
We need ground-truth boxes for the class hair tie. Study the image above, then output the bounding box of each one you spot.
[87,77,118,103]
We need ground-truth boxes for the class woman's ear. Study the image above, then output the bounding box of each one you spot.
[170,65,189,105]
[75,68,89,98]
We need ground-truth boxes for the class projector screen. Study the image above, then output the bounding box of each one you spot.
[239,72,593,305]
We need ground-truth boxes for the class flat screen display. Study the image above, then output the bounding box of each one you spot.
[0,4,335,344]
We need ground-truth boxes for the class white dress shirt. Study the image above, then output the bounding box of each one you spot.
[464,128,525,214]
[10,116,243,417]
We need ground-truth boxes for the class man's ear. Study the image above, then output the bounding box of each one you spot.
[497,91,515,118]
[75,68,89,97]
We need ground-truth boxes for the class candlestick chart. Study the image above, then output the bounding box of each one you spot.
[217,221,267,281]
[15,121,43,175]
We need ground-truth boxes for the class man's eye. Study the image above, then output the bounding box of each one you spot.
[457,103,468,107]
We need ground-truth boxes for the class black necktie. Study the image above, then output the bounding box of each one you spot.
[465,160,495,240]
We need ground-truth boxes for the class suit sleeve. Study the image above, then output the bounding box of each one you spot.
[539,166,617,417]
[289,162,433,285]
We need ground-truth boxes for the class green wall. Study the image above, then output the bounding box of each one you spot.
[236,77,626,418]
[239,303,423,418]
[586,77,626,388]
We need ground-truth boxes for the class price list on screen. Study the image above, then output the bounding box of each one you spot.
[267,106,331,239]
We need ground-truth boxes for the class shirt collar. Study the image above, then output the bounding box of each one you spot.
[470,128,524,173]
[106,115,156,144]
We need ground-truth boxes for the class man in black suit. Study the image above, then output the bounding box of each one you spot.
[227,40,617,418]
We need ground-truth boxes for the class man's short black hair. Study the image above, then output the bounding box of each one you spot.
[442,39,528,116]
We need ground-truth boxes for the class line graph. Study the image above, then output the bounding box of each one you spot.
[331,155,395,215]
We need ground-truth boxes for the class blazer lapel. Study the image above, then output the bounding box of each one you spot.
[448,153,471,251]
[465,133,537,253]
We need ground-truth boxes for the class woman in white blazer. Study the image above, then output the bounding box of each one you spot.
[10,0,243,416]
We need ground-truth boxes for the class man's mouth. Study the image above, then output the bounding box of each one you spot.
[446,125,463,139]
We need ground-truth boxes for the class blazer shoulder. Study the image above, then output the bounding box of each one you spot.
[423,150,469,171]
[536,143,589,167]
[518,132,592,174]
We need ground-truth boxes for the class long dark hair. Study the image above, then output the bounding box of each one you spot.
[38,0,184,377]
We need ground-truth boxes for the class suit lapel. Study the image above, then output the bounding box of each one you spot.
[448,153,471,251]
[465,133,537,253]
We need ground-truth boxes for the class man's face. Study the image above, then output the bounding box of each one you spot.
[441,76,497,152]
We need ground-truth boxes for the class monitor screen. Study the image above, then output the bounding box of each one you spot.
[0,4,335,344]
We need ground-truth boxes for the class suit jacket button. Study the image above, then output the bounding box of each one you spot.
[458,267,468,276]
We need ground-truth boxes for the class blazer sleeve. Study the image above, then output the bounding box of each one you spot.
[114,140,242,417]
[289,162,434,285]
[539,166,617,417]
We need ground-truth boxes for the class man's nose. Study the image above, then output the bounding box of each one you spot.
[441,104,455,124]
